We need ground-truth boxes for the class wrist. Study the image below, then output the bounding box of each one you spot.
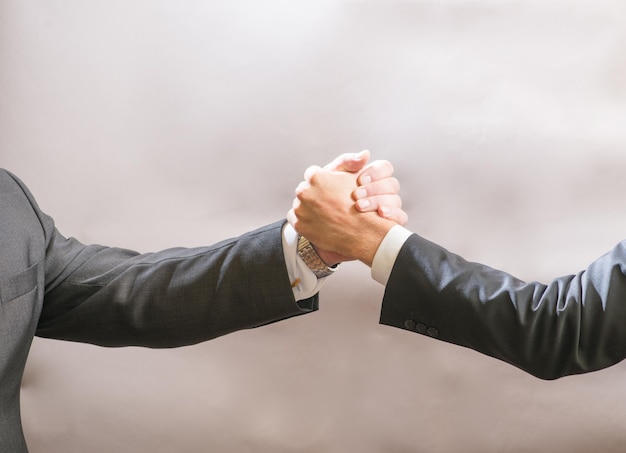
[351,215,396,267]
[313,245,343,267]
[297,235,338,278]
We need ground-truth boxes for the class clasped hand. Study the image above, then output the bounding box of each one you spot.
[287,150,408,266]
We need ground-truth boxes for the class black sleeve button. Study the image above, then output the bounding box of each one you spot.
[426,327,439,338]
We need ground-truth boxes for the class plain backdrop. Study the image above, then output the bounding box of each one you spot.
[2,1,626,452]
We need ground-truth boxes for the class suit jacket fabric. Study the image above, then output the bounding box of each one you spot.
[0,169,317,452]
[380,233,626,380]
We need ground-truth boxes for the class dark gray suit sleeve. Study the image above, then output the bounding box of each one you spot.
[20,183,317,347]
[379,234,626,379]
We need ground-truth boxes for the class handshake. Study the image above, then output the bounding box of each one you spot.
[287,150,408,270]
[3,153,620,450]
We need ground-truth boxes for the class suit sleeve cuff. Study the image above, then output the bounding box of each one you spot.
[282,223,327,301]
[371,225,413,285]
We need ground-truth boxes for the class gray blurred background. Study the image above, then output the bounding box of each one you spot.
[2,0,626,452]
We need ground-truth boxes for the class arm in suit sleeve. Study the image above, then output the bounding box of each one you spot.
[379,232,626,379]
[9,176,317,347]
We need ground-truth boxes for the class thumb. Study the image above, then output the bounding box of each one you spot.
[324,150,371,173]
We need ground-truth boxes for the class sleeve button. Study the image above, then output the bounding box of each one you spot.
[427,327,439,338]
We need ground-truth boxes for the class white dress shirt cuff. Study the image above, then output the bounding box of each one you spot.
[282,223,327,301]
[371,225,413,286]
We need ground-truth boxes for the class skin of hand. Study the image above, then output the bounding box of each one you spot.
[315,150,407,226]
[353,167,408,225]
[288,167,399,267]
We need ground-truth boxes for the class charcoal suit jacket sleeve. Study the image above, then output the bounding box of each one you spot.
[1,169,317,452]
[6,172,317,347]
[379,233,626,379]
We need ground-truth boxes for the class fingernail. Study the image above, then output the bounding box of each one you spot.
[355,150,367,160]
[356,199,370,209]
[380,206,391,217]
[360,175,372,185]
[355,188,367,199]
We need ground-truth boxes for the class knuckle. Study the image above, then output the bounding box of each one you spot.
[295,182,312,199]
[304,165,321,180]
[373,160,393,175]
[308,171,323,185]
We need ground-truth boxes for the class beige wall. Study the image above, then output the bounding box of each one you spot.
[2,1,626,451]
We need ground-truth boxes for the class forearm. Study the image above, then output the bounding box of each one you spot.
[38,221,316,347]
[381,234,626,379]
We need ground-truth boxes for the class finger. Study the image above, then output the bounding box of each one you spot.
[294,180,310,197]
[357,160,394,185]
[324,150,371,173]
[355,194,402,212]
[379,207,409,226]
[353,177,400,199]
[303,165,323,182]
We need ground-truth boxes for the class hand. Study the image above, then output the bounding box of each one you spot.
[353,161,408,226]
[295,151,367,265]
[317,150,408,226]
[287,167,357,266]
[288,153,404,266]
